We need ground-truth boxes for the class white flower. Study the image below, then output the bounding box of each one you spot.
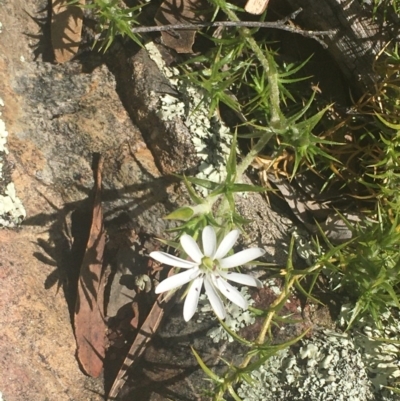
[150,226,265,322]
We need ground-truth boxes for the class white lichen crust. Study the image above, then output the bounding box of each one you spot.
[340,306,400,397]
[145,42,234,190]
[237,329,395,401]
[0,96,26,227]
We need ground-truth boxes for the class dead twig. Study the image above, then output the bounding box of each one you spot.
[130,9,332,48]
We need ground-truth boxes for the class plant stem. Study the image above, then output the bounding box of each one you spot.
[236,131,274,178]
[239,276,296,369]
[221,6,283,128]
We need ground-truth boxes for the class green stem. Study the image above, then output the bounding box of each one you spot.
[236,131,274,178]
[212,4,282,219]
[212,275,297,401]
[214,131,274,219]
[221,6,283,128]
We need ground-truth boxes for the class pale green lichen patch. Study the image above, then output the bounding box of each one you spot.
[238,330,378,401]
[0,182,26,227]
[145,42,234,190]
[339,306,400,393]
[0,96,26,227]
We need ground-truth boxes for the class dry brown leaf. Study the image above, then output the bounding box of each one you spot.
[51,0,84,63]
[107,274,175,400]
[245,0,270,15]
[155,0,208,53]
[74,154,107,378]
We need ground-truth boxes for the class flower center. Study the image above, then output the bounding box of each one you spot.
[201,256,216,272]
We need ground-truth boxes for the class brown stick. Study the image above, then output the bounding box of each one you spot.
[129,10,332,48]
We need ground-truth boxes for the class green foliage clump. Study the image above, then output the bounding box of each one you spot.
[68,0,144,51]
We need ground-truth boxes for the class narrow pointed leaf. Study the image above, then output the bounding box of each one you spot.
[226,131,237,183]
[219,319,253,346]
[375,112,400,130]
[182,174,205,205]
[164,207,194,221]
[183,175,220,190]
[286,92,316,125]
[228,385,243,401]
[230,183,267,193]
[191,347,222,382]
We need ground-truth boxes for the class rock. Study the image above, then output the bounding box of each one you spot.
[0,0,294,400]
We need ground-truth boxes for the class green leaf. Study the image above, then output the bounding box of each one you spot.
[181,175,205,205]
[294,278,325,306]
[295,105,331,133]
[383,386,400,395]
[226,191,236,212]
[375,112,400,130]
[183,176,220,190]
[232,211,252,226]
[230,183,267,193]
[165,215,205,232]
[226,131,238,183]
[228,385,243,401]
[155,238,180,249]
[191,347,222,382]
[219,319,253,346]
[164,207,194,221]
[286,92,316,125]
[254,328,311,352]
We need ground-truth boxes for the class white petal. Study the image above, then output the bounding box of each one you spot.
[204,276,226,320]
[214,229,240,260]
[213,275,248,309]
[180,234,203,263]
[219,248,265,268]
[155,268,200,294]
[183,276,204,322]
[150,251,198,268]
[202,226,216,257]
[225,272,263,288]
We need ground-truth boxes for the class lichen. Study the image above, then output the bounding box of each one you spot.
[339,306,400,395]
[237,330,379,401]
[0,182,26,227]
[0,104,8,154]
[0,97,26,227]
[145,42,234,193]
